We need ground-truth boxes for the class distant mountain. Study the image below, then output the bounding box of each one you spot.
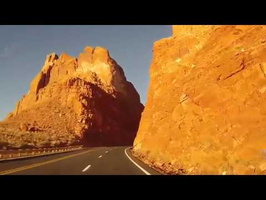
[1,46,143,148]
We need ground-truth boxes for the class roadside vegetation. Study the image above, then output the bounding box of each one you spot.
[0,124,80,150]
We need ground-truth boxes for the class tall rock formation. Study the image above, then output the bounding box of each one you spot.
[4,46,144,147]
[133,25,266,175]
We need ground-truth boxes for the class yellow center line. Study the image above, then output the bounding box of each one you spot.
[0,149,94,175]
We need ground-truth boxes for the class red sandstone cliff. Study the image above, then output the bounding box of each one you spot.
[133,25,266,175]
[1,46,143,148]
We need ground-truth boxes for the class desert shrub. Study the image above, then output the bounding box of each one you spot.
[0,125,81,148]
[0,142,8,149]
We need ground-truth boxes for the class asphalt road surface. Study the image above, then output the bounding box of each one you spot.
[0,146,161,175]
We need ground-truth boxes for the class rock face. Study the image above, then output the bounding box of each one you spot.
[5,46,144,147]
[133,25,266,174]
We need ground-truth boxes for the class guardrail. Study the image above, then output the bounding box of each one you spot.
[0,146,84,161]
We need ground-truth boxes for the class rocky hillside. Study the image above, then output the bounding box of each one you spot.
[0,46,144,148]
[133,25,266,175]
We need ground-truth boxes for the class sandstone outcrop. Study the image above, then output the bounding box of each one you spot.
[133,25,266,175]
[2,46,144,147]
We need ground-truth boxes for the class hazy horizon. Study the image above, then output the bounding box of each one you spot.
[0,25,171,120]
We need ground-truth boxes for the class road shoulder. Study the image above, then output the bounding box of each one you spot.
[124,147,162,175]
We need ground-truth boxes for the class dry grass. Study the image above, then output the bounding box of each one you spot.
[0,123,80,149]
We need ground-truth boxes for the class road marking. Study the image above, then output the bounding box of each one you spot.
[0,149,94,175]
[105,151,108,153]
[99,155,102,158]
[82,165,91,172]
[124,147,151,175]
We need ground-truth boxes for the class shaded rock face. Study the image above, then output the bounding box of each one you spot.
[5,46,144,146]
[133,25,266,174]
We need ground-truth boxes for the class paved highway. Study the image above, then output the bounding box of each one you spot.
[0,146,161,175]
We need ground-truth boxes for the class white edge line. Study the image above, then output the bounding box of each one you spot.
[82,164,91,172]
[124,147,151,175]
[99,155,102,158]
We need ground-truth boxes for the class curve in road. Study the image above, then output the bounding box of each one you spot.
[0,146,161,175]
